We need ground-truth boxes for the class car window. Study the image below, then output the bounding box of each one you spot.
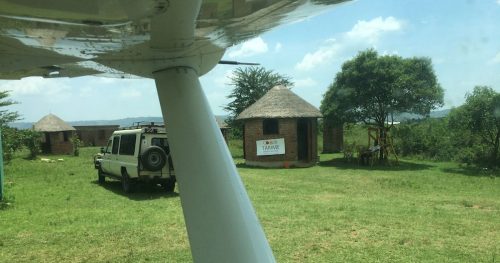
[152,137,170,154]
[151,138,167,147]
[111,136,120,154]
[119,134,136,156]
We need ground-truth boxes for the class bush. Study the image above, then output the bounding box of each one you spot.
[70,134,82,156]
[22,129,42,159]
[1,127,24,162]
[392,118,457,161]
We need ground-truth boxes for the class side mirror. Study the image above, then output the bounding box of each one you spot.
[100,147,105,154]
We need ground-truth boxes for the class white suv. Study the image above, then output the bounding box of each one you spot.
[95,124,175,193]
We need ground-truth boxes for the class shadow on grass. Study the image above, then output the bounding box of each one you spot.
[94,180,179,201]
[319,157,434,171]
[441,167,499,177]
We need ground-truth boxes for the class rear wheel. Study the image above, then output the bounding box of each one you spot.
[163,178,176,192]
[122,170,133,193]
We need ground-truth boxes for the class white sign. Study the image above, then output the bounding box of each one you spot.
[256,138,285,156]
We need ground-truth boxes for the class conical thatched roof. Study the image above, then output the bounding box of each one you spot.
[34,114,75,132]
[236,86,322,120]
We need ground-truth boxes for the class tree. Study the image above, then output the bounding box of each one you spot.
[224,67,293,137]
[321,49,444,161]
[448,86,500,168]
[0,90,22,162]
[0,91,20,127]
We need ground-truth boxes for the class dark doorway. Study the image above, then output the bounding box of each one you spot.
[297,118,310,161]
[42,133,51,153]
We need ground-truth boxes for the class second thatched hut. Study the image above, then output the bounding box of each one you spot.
[33,114,75,155]
[237,85,322,168]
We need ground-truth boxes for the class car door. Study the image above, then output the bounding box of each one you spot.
[100,139,113,173]
[108,135,121,176]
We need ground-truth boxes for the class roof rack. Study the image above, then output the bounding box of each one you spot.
[119,121,165,130]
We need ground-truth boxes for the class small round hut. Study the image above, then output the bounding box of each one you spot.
[34,114,75,155]
[237,86,322,168]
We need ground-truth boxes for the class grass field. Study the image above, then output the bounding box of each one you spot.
[1,144,499,262]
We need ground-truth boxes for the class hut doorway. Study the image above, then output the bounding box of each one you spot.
[297,118,310,162]
[42,133,51,153]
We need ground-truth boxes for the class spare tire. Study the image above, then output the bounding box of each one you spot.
[141,146,167,171]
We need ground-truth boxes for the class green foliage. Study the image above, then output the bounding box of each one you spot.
[392,118,457,161]
[224,67,293,138]
[70,133,82,156]
[1,147,499,262]
[0,90,21,127]
[448,86,500,168]
[1,127,24,162]
[0,90,22,161]
[22,129,42,159]
[321,49,444,128]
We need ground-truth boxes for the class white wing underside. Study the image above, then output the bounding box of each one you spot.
[0,0,348,79]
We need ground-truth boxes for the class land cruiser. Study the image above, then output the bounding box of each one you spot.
[94,123,175,193]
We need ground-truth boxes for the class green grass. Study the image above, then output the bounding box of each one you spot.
[1,146,499,262]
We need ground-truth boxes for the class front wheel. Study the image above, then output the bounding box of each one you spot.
[98,169,105,184]
[122,170,134,193]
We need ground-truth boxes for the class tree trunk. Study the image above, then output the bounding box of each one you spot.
[376,124,388,163]
[491,129,500,168]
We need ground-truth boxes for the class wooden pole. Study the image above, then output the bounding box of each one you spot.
[0,129,4,200]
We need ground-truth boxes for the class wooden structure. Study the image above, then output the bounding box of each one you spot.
[359,127,398,165]
[323,119,343,153]
[237,86,322,168]
[34,114,75,155]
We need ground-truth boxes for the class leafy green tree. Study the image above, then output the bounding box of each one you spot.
[224,67,293,137]
[449,86,500,168]
[321,49,444,161]
[0,91,21,127]
[0,90,22,161]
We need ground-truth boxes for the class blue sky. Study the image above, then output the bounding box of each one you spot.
[2,0,500,122]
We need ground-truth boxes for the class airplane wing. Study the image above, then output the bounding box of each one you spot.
[0,1,351,262]
[0,0,348,80]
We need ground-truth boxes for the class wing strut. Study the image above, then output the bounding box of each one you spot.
[153,67,275,262]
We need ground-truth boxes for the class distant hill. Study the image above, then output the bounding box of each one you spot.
[10,116,230,130]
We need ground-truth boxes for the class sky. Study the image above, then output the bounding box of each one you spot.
[1,0,500,122]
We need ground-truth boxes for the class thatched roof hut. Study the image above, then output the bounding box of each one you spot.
[237,86,322,168]
[34,114,76,132]
[237,86,321,120]
[34,114,75,155]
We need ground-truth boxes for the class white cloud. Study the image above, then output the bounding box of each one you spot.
[275,42,283,52]
[497,0,500,5]
[120,88,142,98]
[491,52,500,64]
[346,16,402,43]
[295,17,403,71]
[0,77,71,97]
[294,78,318,89]
[295,39,341,71]
[227,37,268,58]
